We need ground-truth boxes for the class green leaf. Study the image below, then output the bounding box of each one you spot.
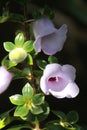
[0,3,9,23]
[10,13,25,23]
[15,33,24,47]
[52,111,66,121]
[43,5,55,19]
[0,118,6,129]
[1,56,17,69]
[0,15,9,23]
[23,40,34,52]
[33,93,45,105]
[4,42,15,52]
[32,9,42,19]
[0,109,14,129]
[25,101,50,122]
[9,94,24,105]
[36,101,50,121]
[34,70,43,77]
[44,5,52,16]
[26,54,33,65]
[23,67,31,74]
[31,105,43,115]
[7,124,31,130]
[22,83,34,99]
[67,111,79,124]
[46,123,66,130]
[48,55,58,63]
[11,70,26,80]
[36,60,47,70]
[14,106,29,117]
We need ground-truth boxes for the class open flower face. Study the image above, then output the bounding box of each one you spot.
[40,64,79,98]
[0,66,14,94]
[33,18,67,55]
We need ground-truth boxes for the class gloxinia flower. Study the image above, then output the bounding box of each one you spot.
[40,64,79,98]
[0,66,14,94]
[33,18,67,55]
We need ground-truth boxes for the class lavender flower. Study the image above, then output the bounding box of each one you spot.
[33,18,67,55]
[40,63,79,98]
[0,66,14,94]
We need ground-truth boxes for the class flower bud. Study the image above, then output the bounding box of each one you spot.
[9,48,27,63]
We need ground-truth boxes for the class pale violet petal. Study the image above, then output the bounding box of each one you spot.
[33,18,55,38]
[43,64,74,83]
[62,65,76,81]
[58,24,68,35]
[49,89,66,98]
[41,26,67,55]
[34,36,41,52]
[43,64,61,77]
[40,76,50,95]
[49,82,79,98]
[65,82,79,98]
[0,66,13,94]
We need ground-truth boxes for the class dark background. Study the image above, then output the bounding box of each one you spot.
[0,0,87,126]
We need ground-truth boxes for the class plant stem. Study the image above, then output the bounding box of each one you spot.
[33,122,41,130]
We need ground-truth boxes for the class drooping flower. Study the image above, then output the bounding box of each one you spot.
[0,66,14,94]
[33,18,67,55]
[40,63,79,98]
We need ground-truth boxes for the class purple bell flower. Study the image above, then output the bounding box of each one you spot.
[40,63,79,98]
[33,18,67,55]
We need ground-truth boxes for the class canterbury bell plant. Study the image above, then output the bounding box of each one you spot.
[0,3,84,130]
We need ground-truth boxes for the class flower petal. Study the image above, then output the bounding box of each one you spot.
[34,36,41,52]
[65,82,79,98]
[41,31,63,55]
[40,76,49,95]
[43,64,61,77]
[33,18,56,38]
[58,24,67,35]
[0,66,14,94]
[41,24,67,55]
[49,82,79,98]
[62,65,76,81]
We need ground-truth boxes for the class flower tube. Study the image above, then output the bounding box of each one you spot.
[40,63,79,98]
[0,66,14,94]
[33,18,67,55]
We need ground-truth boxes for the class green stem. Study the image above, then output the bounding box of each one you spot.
[11,67,32,80]
[23,2,30,40]
[33,122,41,130]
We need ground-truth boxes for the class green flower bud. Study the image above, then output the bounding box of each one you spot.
[9,48,27,63]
